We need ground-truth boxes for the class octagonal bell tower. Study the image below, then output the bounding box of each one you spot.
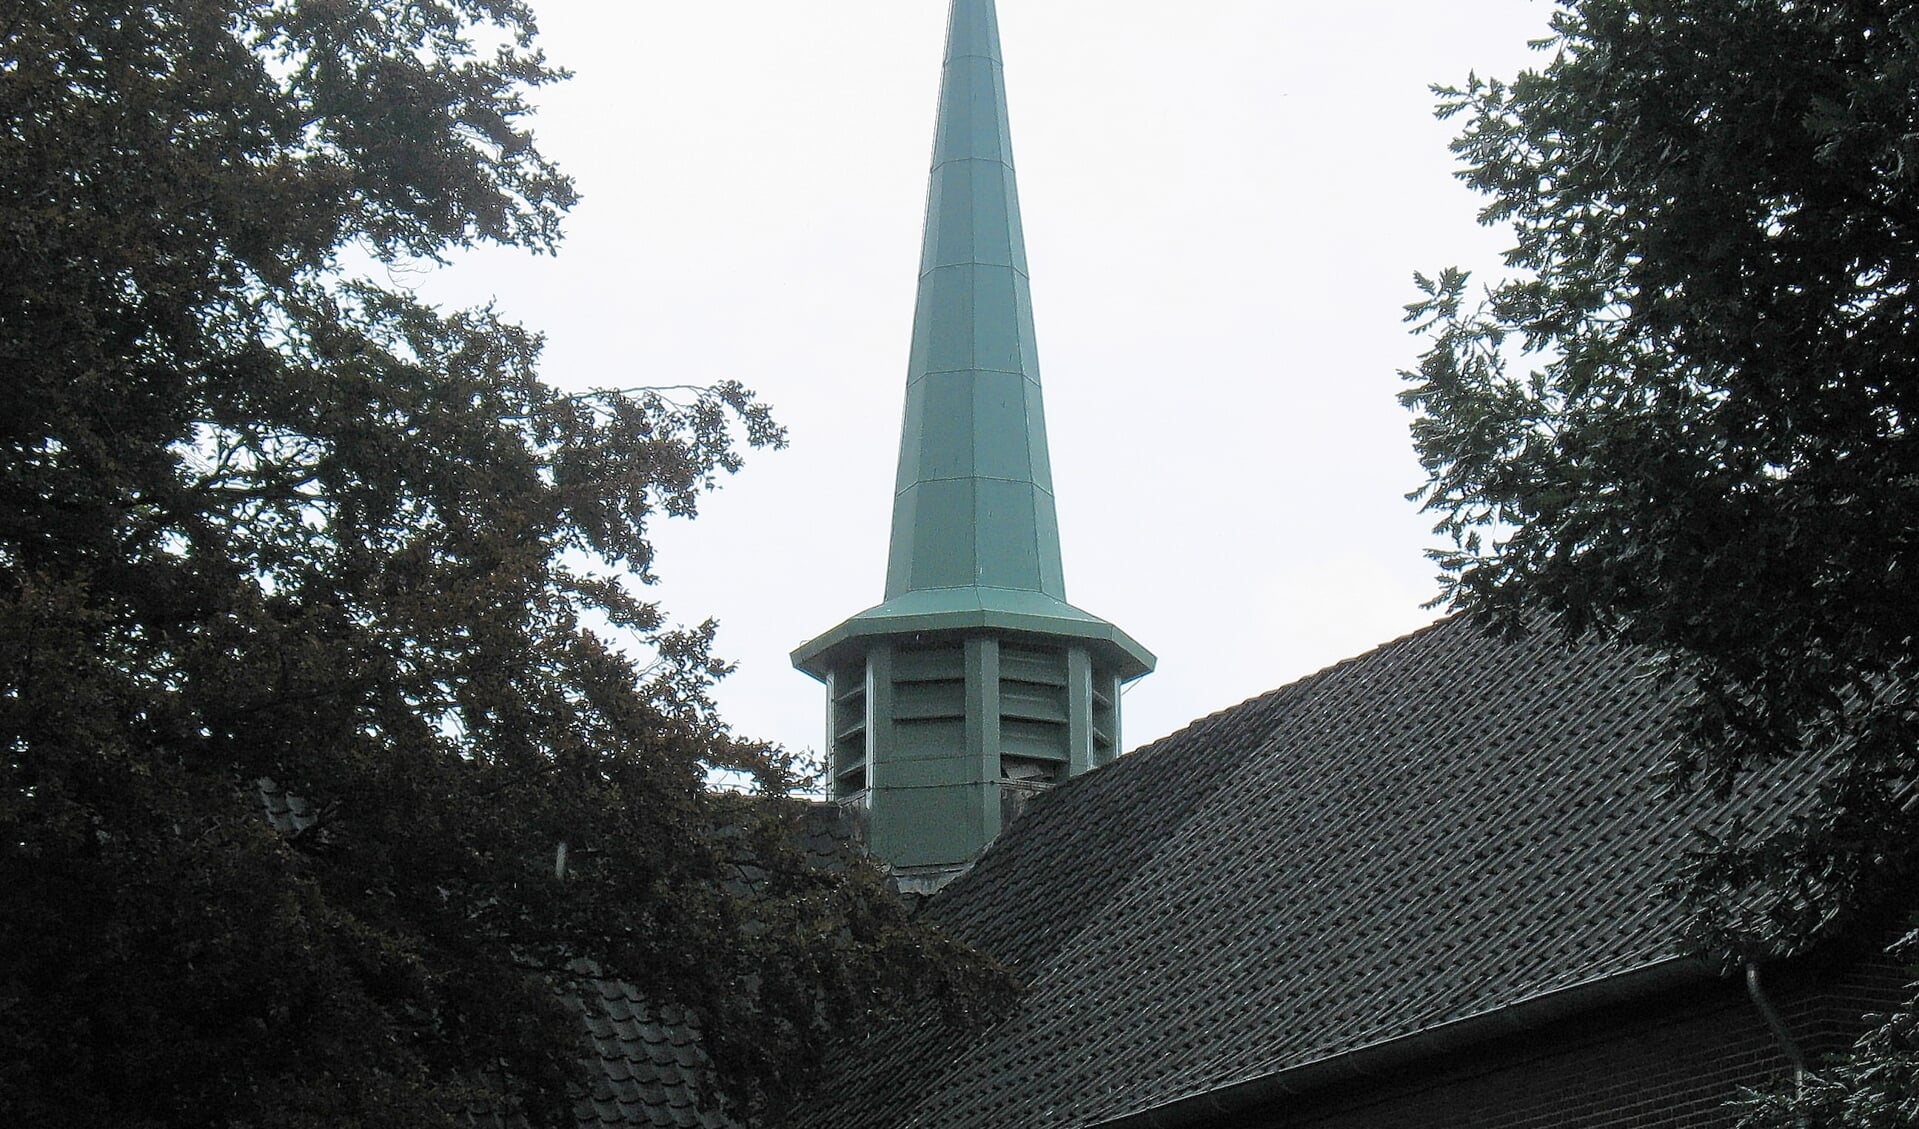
[793,0,1153,886]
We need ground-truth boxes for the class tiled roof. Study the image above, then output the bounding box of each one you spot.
[786,615,1812,1129]
[570,976,728,1129]
[567,803,860,1129]
[257,781,830,1129]
[451,966,724,1129]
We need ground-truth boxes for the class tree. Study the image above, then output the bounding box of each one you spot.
[1401,0,1919,1121]
[0,3,1009,1126]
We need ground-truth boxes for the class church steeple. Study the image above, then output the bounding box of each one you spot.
[885,0,1059,601]
[793,0,1152,884]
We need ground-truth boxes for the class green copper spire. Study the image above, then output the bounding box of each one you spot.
[793,0,1152,884]
[887,0,1059,599]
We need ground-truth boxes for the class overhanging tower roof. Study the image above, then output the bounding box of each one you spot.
[794,0,1153,681]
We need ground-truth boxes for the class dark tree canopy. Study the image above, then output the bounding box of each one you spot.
[1403,0,1919,1122]
[0,3,1009,1127]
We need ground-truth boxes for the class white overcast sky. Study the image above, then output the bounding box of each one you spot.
[415,0,1558,760]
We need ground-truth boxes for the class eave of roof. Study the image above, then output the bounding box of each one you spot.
[1091,955,1713,1128]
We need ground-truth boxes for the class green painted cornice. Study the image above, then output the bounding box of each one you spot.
[793,586,1155,682]
[795,0,1153,684]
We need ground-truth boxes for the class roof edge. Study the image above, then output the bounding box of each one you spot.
[1091,956,1716,1129]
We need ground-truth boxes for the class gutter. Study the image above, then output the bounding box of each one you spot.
[1094,955,1714,1129]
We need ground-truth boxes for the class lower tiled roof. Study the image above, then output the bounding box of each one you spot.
[565,804,861,1129]
[787,615,1812,1129]
[572,976,728,1129]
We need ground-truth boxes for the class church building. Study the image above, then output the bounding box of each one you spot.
[571,2,1902,1126]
